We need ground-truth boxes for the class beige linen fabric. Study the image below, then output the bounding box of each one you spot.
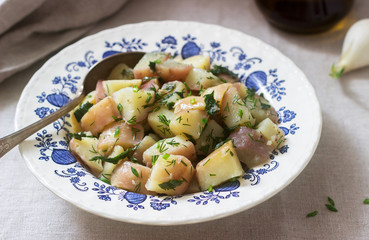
[0,0,128,82]
[1,0,369,239]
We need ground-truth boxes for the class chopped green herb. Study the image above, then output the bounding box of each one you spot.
[99,175,111,185]
[158,179,183,190]
[163,153,171,160]
[127,115,137,125]
[364,199,369,204]
[167,102,175,110]
[90,121,95,126]
[203,158,211,166]
[204,91,220,115]
[201,118,208,125]
[306,211,318,218]
[90,145,137,164]
[207,185,214,192]
[325,204,338,212]
[131,166,139,177]
[131,127,140,141]
[114,126,120,138]
[328,197,335,206]
[74,101,93,122]
[89,145,98,154]
[166,139,179,146]
[238,109,243,118]
[117,103,123,113]
[190,98,196,104]
[199,144,210,155]
[112,116,121,122]
[156,140,169,153]
[164,168,170,176]
[149,60,162,73]
[214,138,232,150]
[158,114,171,127]
[133,182,141,193]
[133,85,139,92]
[209,173,216,176]
[146,92,152,103]
[259,99,271,110]
[151,155,159,165]
[68,132,93,141]
[210,65,238,79]
[180,160,188,166]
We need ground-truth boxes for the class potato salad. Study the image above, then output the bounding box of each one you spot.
[67,52,285,195]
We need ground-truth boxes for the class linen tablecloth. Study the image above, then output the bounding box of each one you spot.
[1,0,369,239]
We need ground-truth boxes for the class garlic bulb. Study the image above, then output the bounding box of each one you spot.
[330,19,369,78]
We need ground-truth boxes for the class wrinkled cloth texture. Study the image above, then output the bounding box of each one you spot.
[0,0,128,82]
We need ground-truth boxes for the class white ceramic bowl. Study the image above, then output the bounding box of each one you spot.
[16,21,322,225]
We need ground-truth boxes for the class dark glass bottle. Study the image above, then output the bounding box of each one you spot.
[255,0,354,33]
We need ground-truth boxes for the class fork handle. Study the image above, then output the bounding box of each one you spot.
[0,95,84,159]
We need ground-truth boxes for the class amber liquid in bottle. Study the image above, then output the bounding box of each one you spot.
[255,0,354,33]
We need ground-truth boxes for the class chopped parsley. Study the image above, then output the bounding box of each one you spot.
[364,199,369,204]
[151,155,159,165]
[204,91,220,115]
[90,145,137,164]
[158,179,183,191]
[131,166,139,178]
[114,126,120,138]
[68,132,93,141]
[306,211,318,218]
[149,60,162,73]
[158,114,171,127]
[210,65,238,79]
[127,115,137,125]
[117,103,123,113]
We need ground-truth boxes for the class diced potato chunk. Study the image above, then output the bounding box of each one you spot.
[111,161,154,194]
[132,134,158,164]
[235,83,279,124]
[220,86,255,129]
[230,127,272,168]
[147,105,175,138]
[156,59,193,82]
[80,96,121,136]
[103,79,142,96]
[182,55,211,70]
[140,78,160,91]
[201,83,232,106]
[255,118,285,148]
[112,87,155,124]
[97,121,144,155]
[133,52,169,79]
[145,154,194,195]
[99,145,125,181]
[65,91,96,133]
[170,109,208,140]
[159,81,188,109]
[107,63,135,80]
[196,141,244,191]
[174,96,205,114]
[143,135,196,167]
[195,119,224,155]
[185,68,224,91]
[69,137,103,176]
